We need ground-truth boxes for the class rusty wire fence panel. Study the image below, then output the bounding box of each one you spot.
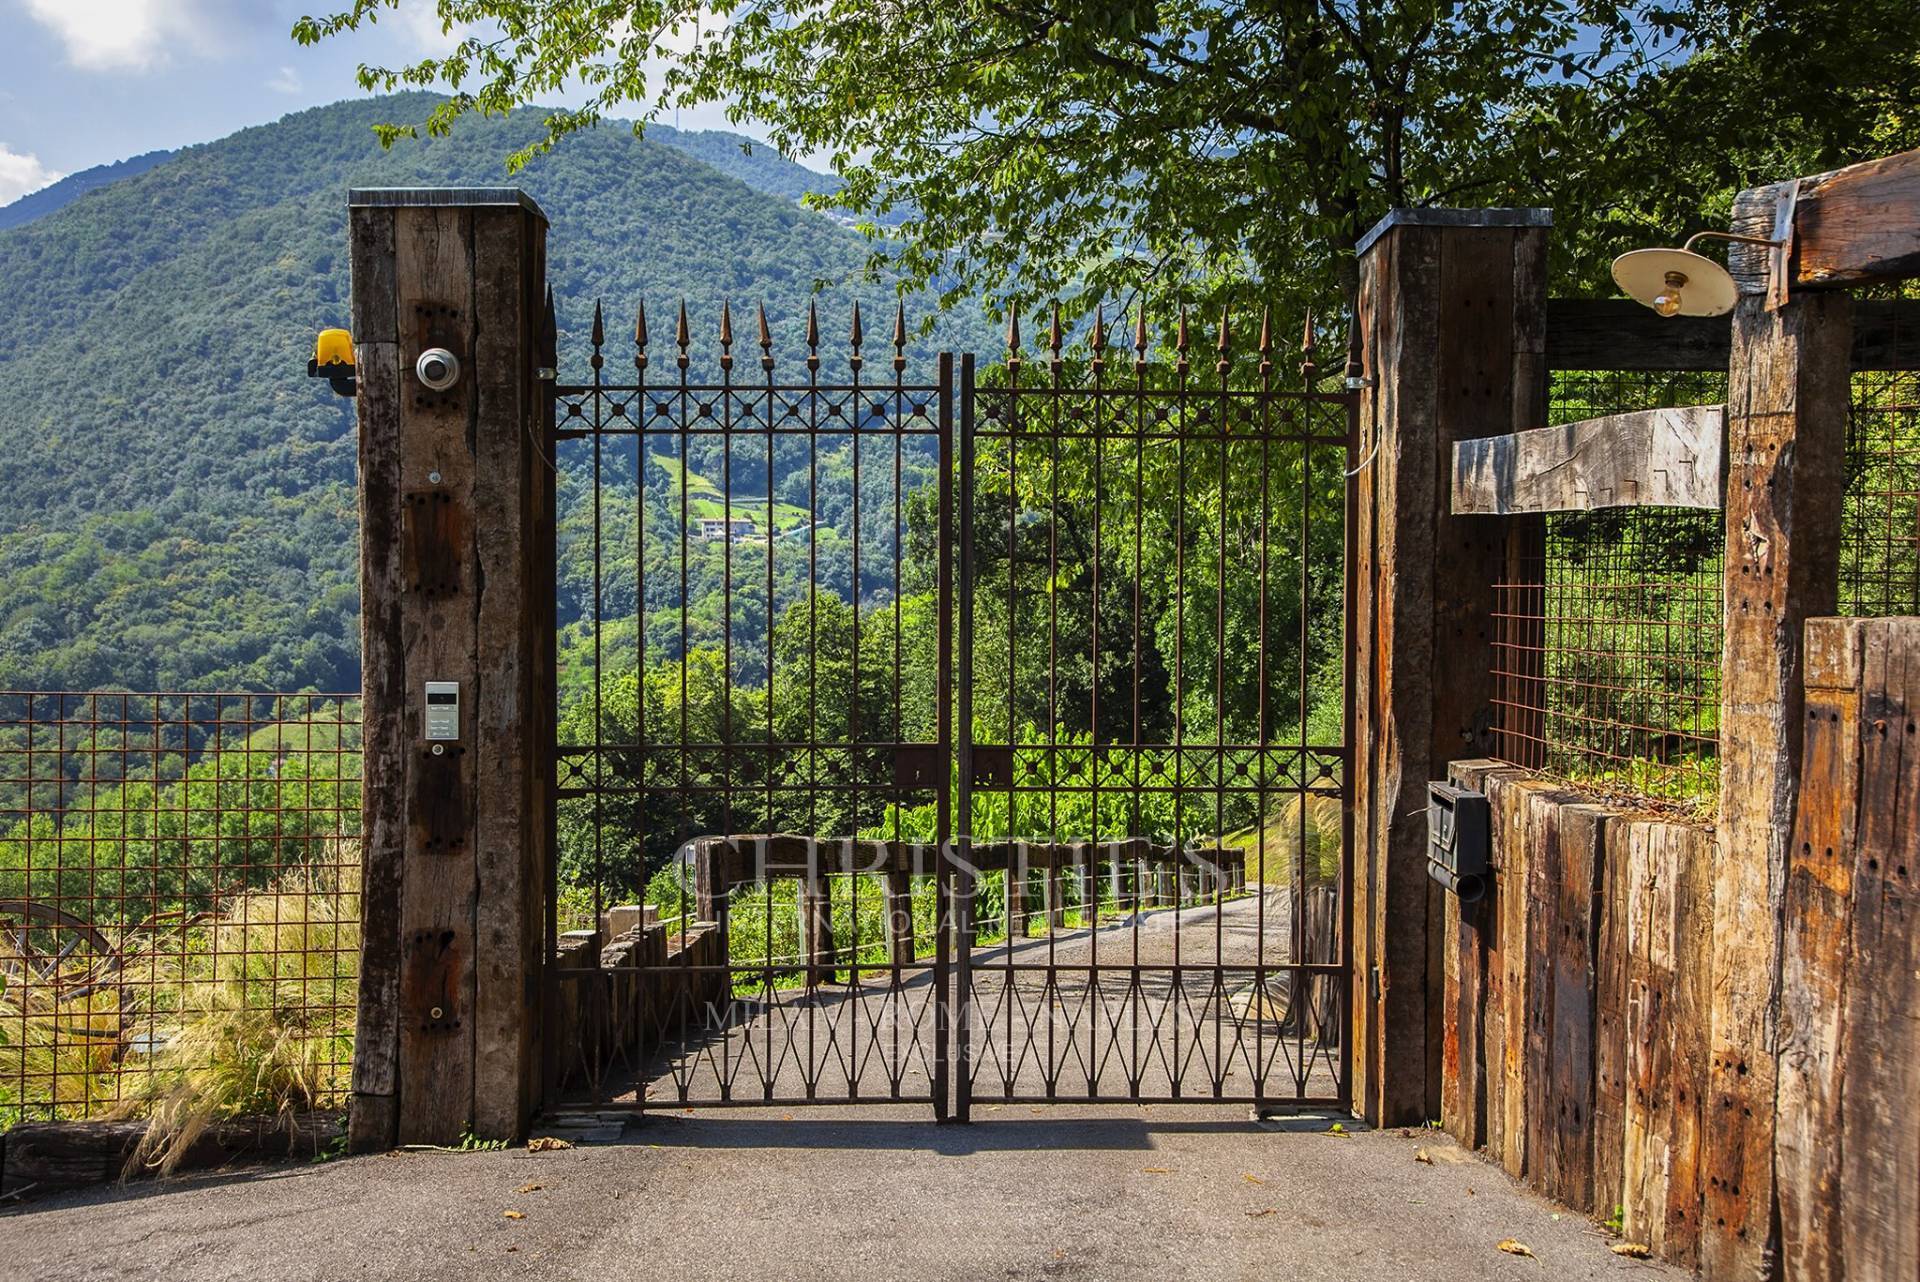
[0,692,361,1126]
[956,314,1354,1110]
[1842,291,1920,616]
[1490,370,1727,814]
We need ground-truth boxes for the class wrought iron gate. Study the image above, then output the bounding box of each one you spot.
[542,299,1353,1118]
[953,316,1355,1114]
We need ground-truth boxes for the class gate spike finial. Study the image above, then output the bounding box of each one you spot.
[675,300,690,371]
[806,299,820,373]
[848,300,864,373]
[1258,306,1273,378]
[1005,307,1021,369]
[757,301,774,372]
[892,299,907,373]
[1176,304,1190,375]
[634,299,649,372]
[1048,302,1062,371]
[1216,303,1232,375]
[590,299,605,373]
[718,299,734,372]
[1133,299,1148,367]
[1090,302,1106,372]
[1300,309,1319,386]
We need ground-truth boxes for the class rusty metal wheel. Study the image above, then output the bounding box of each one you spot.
[0,898,128,1050]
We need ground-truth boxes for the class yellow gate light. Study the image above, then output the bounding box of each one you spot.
[309,327,358,396]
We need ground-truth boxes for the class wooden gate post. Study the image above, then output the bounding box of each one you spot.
[348,188,555,1151]
[1352,208,1550,1127]
[1703,282,1851,1278]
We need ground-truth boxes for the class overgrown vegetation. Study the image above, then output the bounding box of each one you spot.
[0,847,357,1139]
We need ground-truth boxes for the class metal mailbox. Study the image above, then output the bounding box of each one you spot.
[1427,781,1491,902]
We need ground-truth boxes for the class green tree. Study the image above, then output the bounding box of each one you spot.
[298,2,1919,321]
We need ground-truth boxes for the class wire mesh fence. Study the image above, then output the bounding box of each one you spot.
[1842,292,1920,616]
[0,692,361,1126]
[1489,371,1727,814]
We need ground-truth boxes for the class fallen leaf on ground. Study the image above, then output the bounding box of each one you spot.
[1496,1239,1535,1259]
[502,1210,525,1221]
[1241,1173,1265,1185]
[1413,1148,1435,1165]
[1141,1166,1170,1174]
[516,1182,544,1194]
[1325,1123,1350,1138]
[1610,1243,1652,1259]
[1245,1208,1276,1218]
[527,1137,572,1152]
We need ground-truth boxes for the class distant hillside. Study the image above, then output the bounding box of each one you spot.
[0,93,990,694]
[645,126,838,205]
[0,149,175,231]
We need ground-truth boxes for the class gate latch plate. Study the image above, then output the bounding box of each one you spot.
[892,744,945,789]
[413,745,467,853]
[969,745,1013,788]
[403,490,466,598]
[403,927,464,1034]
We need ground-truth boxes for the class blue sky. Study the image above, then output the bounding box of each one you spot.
[0,0,765,205]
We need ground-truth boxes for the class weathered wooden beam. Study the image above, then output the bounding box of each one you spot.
[1545,298,1920,371]
[1544,800,1606,1213]
[1704,289,1852,1278]
[1731,147,1920,294]
[1837,618,1920,1281]
[1546,300,1730,371]
[1775,617,1866,1282]
[1451,404,1723,515]
[0,1113,342,1199]
[348,189,551,1151]
[1353,207,1550,1128]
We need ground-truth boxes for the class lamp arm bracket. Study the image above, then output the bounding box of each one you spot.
[1681,230,1784,254]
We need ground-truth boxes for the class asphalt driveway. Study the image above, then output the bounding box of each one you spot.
[5,1105,1681,1282]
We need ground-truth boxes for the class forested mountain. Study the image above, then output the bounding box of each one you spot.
[0,93,989,694]
[0,149,176,232]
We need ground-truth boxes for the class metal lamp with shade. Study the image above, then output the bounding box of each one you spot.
[1611,231,1784,317]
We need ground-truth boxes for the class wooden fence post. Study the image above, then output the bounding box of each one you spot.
[348,188,553,1151]
[1776,617,1865,1282]
[1704,285,1851,1276]
[1352,208,1550,1127]
[804,868,835,986]
[1835,620,1920,1282]
[885,868,915,966]
[1004,856,1027,938]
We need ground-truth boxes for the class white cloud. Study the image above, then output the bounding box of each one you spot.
[398,1,472,55]
[20,0,209,72]
[0,143,62,206]
[267,65,302,95]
